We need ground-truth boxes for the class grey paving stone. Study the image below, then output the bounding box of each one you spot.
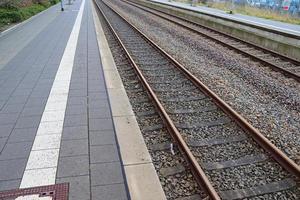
[64,114,87,127]
[0,89,13,96]
[62,126,88,140]
[11,89,32,97]
[88,86,106,93]
[88,75,104,80]
[69,89,87,97]
[71,74,86,80]
[90,145,119,164]
[89,130,116,146]
[89,118,114,131]
[14,116,41,128]
[0,137,6,151]
[0,142,32,160]
[57,155,89,178]
[67,97,87,105]
[20,106,45,117]
[57,175,90,200]
[17,82,36,89]
[92,184,128,200]
[90,162,124,186]
[0,124,14,137]
[36,79,54,85]
[69,83,87,90]
[88,92,107,100]
[0,113,19,125]
[0,101,5,109]
[0,96,9,103]
[6,96,28,105]
[0,179,20,191]
[33,84,52,90]
[88,79,105,86]
[29,91,51,98]
[31,88,51,95]
[70,78,86,85]
[0,104,24,114]
[30,90,50,98]
[88,107,111,119]
[88,100,110,110]
[60,139,88,157]
[40,73,57,79]
[65,105,87,115]
[0,159,27,180]
[8,128,37,143]
[25,97,48,108]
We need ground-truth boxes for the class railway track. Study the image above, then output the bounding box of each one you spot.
[94,0,300,199]
[104,37,204,198]
[123,0,300,82]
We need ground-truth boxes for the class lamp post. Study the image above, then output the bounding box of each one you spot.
[60,0,64,11]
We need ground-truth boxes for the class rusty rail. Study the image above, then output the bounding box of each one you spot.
[124,0,300,82]
[94,0,300,198]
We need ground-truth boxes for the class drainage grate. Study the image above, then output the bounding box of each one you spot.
[0,183,69,200]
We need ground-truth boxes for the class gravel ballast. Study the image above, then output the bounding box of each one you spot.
[107,0,300,164]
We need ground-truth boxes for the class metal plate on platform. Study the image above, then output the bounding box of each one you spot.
[0,183,68,200]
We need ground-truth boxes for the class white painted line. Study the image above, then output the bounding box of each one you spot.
[26,149,60,169]
[21,168,57,188]
[37,121,64,135]
[32,134,62,150]
[41,110,66,122]
[20,0,86,189]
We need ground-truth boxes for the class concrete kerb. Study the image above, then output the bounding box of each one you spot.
[91,2,167,200]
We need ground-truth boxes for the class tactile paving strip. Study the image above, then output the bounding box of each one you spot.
[0,183,68,199]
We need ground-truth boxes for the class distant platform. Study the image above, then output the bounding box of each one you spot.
[150,0,300,37]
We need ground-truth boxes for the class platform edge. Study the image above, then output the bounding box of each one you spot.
[91,2,167,200]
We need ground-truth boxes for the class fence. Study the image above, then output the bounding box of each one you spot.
[173,0,300,20]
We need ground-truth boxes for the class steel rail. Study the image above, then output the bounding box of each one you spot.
[125,0,300,65]
[123,0,300,82]
[94,0,300,198]
[93,1,221,199]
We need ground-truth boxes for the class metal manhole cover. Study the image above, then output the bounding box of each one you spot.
[0,183,68,200]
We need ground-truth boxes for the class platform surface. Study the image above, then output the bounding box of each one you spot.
[0,0,129,199]
[151,0,300,36]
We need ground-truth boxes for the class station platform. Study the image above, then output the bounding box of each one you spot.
[150,0,300,36]
[0,0,165,199]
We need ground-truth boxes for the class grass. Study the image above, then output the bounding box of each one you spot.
[173,1,300,25]
[0,0,59,31]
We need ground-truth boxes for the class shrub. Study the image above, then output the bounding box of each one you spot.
[0,8,22,23]
[50,0,58,5]
[0,0,59,29]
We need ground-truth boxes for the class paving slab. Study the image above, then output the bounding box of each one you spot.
[57,175,90,200]
[0,0,165,198]
[57,155,90,178]
[55,0,129,199]
[90,162,125,186]
[59,139,89,157]
[92,1,166,199]
[0,0,84,192]
[92,183,128,200]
